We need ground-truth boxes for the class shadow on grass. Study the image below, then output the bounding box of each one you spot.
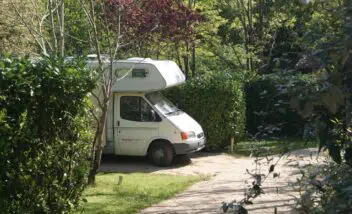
[231,138,318,157]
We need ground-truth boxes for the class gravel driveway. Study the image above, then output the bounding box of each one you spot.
[100,148,324,214]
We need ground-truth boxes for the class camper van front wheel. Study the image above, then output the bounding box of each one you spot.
[148,141,174,167]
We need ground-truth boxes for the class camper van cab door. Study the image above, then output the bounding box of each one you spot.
[114,94,160,156]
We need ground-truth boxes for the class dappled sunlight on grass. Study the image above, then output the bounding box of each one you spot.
[78,173,206,214]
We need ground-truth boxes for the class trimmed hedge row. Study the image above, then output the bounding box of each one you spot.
[0,56,95,213]
[165,73,246,151]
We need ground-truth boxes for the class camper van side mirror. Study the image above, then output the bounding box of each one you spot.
[150,110,156,121]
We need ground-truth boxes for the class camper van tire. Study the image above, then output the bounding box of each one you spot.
[148,141,174,167]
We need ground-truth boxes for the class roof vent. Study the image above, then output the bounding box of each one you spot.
[87,54,109,61]
[127,57,152,62]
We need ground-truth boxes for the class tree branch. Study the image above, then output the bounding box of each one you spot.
[10,0,47,55]
[91,92,103,109]
[48,0,58,56]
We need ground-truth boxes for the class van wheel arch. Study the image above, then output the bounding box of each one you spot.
[147,139,175,167]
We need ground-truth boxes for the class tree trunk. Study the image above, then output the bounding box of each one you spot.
[86,0,106,184]
[89,0,102,66]
[247,0,253,72]
[191,41,196,77]
[58,0,65,57]
[188,0,196,77]
[236,0,250,71]
[175,42,183,71]
[88,97,108,184]
[48,0,57,56]
[88,143,104,184]
[183,55,189,79]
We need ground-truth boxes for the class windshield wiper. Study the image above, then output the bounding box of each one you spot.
[165,109,181,116]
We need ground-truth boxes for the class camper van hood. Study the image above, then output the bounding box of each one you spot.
[167,112,203,135]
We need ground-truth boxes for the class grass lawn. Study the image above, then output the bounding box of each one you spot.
[232,138,318,156]
[79,173,207,214]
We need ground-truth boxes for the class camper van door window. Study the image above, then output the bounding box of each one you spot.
[120,96,159,122]
[120,96,140,121]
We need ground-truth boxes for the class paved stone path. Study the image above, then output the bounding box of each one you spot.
[100,149,324,214]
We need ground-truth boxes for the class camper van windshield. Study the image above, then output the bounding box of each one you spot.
[146,92,181,116]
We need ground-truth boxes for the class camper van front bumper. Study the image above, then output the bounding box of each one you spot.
[174,138,205,155]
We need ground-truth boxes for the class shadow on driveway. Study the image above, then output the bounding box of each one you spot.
[99,152,222,174]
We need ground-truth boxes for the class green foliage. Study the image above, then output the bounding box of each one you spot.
[273,71,351,164]
[271,0,352,165]
[245,75,305,138]
[296,163,352,213]
[165,72,245,151]
[65,0,91,56]
[0,0,37,54]
[0,55,95,213]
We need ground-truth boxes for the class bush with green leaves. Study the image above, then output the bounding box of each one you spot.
[245,74,305,138]
[0,56,95,213]
[165,72,245,151]
[296,163,352,213]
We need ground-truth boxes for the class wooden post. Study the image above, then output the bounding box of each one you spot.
[230,137,235,153]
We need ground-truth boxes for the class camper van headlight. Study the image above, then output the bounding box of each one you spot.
[181,131,196,140]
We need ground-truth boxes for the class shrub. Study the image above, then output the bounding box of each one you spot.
[245,74,305,138]
[165,72,245,151]
[0,56,95,213]
[296,163,352,213]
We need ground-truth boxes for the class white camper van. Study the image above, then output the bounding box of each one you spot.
[87,57,205,166]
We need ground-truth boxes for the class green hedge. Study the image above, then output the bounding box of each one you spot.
[245,75,305,138]
[165,72,245,151]
[0,56,95,213]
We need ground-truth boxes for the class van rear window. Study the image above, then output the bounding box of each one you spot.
[132,69,147,78]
